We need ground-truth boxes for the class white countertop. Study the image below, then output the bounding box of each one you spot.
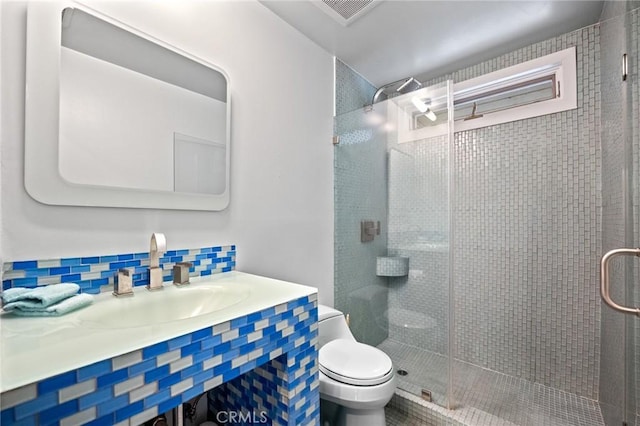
[0,271,317,393]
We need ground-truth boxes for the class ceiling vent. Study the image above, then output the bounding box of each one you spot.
[313,0,383,26]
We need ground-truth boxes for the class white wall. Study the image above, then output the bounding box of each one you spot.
[1,1,334,305]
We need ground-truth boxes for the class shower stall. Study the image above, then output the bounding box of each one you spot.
[333,7,639,426]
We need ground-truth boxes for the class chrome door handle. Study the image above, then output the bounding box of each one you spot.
[600,248,640,317]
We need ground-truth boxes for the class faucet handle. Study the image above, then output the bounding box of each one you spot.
[114,268,134,297]
[173,262,192,286]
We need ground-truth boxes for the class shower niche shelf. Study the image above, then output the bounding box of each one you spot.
[376,256,409,277]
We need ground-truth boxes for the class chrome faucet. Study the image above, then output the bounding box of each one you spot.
[148,233,167,291]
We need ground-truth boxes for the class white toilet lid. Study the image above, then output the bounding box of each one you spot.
[319,339,394,386]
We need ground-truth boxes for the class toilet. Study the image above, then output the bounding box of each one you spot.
[317,305,397,426]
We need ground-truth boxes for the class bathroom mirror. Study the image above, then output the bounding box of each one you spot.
[25,2,231,210]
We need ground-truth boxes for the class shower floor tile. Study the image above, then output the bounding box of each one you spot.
[385,405,427,426]
[378,339,450,405]
[379,339,605,426]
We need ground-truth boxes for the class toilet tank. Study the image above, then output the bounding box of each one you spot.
[318,305,355,348]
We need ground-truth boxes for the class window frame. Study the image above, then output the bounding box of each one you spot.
[395,47,577,142]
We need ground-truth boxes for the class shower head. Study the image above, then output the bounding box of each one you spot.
[396,77,422,94]
[370,76,423,106]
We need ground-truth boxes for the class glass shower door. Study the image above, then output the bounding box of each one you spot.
[333,81,455,408]
[599,7,639,426]
[626,8,639,426]
[334,99,391,349]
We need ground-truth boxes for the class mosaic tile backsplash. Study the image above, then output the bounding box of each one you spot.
[2,245,236,294]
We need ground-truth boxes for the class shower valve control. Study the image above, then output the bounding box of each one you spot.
[361,220,380,242]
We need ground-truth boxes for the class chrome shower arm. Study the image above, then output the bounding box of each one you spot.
[370,77,423,106]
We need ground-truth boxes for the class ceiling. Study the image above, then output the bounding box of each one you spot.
[260,0,604,88]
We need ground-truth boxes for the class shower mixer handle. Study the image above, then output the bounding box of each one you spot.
[600,247,640,317]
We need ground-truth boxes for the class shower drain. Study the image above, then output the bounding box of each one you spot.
[397,369,408,376]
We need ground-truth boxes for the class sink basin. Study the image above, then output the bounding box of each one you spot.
[1,271,317,393]
[78,284,249,328]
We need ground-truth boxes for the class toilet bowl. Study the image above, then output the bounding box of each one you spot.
[318,305,397,426]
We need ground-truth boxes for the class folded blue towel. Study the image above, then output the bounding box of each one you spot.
[1,283,80,310]
[1,287,33,304]
[7,293,93,317]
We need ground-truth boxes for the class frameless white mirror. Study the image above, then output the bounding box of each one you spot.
[25,2,231,211]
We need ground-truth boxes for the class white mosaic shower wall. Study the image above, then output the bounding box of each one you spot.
[387,136,450,356]
[393,25,602,399]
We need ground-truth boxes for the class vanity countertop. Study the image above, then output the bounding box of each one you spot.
[0,271,317,393]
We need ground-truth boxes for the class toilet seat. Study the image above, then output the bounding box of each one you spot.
[319,339,394,386]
